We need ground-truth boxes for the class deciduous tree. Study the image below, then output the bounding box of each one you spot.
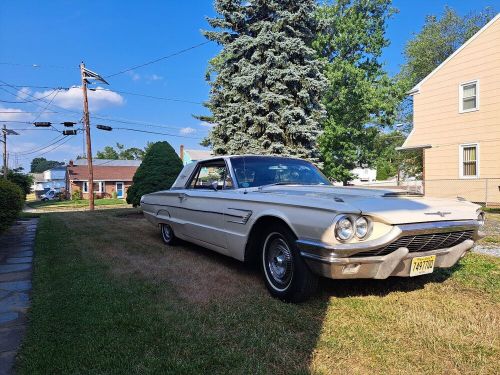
[314,0,400,184]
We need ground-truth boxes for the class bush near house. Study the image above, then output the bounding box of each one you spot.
[127,141,183,207]
[0,179,25,232]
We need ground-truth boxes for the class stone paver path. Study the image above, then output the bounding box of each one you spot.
[0,219,37,375]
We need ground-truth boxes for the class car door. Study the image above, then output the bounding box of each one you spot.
[177,159,234,251]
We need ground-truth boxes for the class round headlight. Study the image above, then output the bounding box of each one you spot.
[336,216,354,241]
[477,211,485,226]
[355,216,370,239]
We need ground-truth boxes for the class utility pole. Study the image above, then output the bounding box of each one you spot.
[2,125,7,179]
[80,62,95,210]
[79,62,109,210]
[1,125,18,179]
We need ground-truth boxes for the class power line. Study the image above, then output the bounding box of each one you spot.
[91,87,203,105]
[0,87,60,104]
[0,111,58,114]
[110,126,201,139]
[13,134,66,155]
[0,61,75,70]
[2,84,204,105]
[104,41,211,78]
[15,135,78,160]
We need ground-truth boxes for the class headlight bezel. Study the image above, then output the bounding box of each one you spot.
[354,216,372,239]
[334,214,373,242]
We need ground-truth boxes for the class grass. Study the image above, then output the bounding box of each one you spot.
[17,209,500,374]
[26,198,128,210]
[479,212,500,245]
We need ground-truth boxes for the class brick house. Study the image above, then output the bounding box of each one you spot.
[66,159,141,199]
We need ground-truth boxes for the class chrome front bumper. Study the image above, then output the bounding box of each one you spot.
[297,220,483,279]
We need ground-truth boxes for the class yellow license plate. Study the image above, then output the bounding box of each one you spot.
[410,255,436,277]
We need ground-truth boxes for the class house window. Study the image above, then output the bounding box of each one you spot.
[94,182,105,193]
[459,81,478,112]
[82,181,104,193]
[460,144,479,178]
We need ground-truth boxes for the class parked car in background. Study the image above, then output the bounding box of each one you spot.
[141,156,485,302]
[40,189,62,201]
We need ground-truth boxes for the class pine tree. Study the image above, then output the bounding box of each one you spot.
[126,142,183,207]
[201,0,327,162]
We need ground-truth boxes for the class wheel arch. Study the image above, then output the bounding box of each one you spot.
[244,213,298,264]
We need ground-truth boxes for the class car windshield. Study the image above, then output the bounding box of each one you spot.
[231,156,331,188]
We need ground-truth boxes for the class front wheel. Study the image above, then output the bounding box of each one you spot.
[261,223,318,303]
[160,223,177,245]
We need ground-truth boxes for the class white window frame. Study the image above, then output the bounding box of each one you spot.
[459,143,480,179]
[94,181,105,193]
[458,80,479,113]
[82,181,105,193]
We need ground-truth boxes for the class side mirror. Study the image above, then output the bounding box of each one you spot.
[211,181,218,191]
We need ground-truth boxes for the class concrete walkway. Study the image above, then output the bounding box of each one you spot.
[0,219,37,375]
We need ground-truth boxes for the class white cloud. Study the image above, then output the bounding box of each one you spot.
[34,86,124,111]
[17,87,31,100]
[147,74,163,81]
[199,121,215,128]
[126,70,141,81]
[180,127,196,135]
[0,106,34,122]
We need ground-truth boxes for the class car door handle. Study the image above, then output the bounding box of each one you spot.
[178,193,187,202]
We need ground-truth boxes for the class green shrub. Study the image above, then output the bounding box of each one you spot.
[0,179,25,232]
[127,141,183,207]
[71,190,82,200]
[112,190,117,199]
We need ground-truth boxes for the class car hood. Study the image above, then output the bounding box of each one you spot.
[252,185,480,224]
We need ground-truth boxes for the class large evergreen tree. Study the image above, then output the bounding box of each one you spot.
[126,141,183,207]
[313,0,400,184]
[201,0,327,161]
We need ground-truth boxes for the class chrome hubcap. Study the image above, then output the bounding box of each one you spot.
[161,224,172,242]
[266,236,293,287]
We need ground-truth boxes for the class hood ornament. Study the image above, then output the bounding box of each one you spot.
[425,211,451,217]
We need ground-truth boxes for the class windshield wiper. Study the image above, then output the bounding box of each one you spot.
[257,182,296,190]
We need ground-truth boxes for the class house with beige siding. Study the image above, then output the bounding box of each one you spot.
[400,13,500,205]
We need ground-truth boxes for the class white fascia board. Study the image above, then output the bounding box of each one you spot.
[409,13,500,95]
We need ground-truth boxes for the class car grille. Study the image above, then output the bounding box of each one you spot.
[352,230,475,257]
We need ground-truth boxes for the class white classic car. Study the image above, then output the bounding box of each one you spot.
[141,156,485,302]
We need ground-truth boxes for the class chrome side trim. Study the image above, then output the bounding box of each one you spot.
[297,220,480,258]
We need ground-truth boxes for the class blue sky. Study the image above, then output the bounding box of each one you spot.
[0,0,497,171]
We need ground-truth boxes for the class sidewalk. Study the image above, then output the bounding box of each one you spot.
[0,219,38,375]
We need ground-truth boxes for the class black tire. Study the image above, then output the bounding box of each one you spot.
[261,223,318,303]
[160,223,177,245]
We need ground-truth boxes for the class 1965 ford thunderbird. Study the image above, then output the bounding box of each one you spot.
[141,155,485,302]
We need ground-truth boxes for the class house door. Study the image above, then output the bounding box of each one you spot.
[116,182,124,198]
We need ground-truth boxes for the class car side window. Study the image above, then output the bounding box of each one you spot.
[188,161,233,190]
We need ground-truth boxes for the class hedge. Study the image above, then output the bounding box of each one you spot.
[0,179,25,232]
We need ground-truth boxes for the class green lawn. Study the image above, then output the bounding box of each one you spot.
[27,198,127,210]
[17,209,500,374]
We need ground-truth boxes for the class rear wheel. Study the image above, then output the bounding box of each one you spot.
[261,223,318,302]
[160,223,177,245]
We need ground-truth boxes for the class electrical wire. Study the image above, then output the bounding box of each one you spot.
[110,126,201,139]
[0,87,60,104]
[104,41,211,78]
[15,135,78,160]
[2,84,204,105]
[13,135,66,155]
